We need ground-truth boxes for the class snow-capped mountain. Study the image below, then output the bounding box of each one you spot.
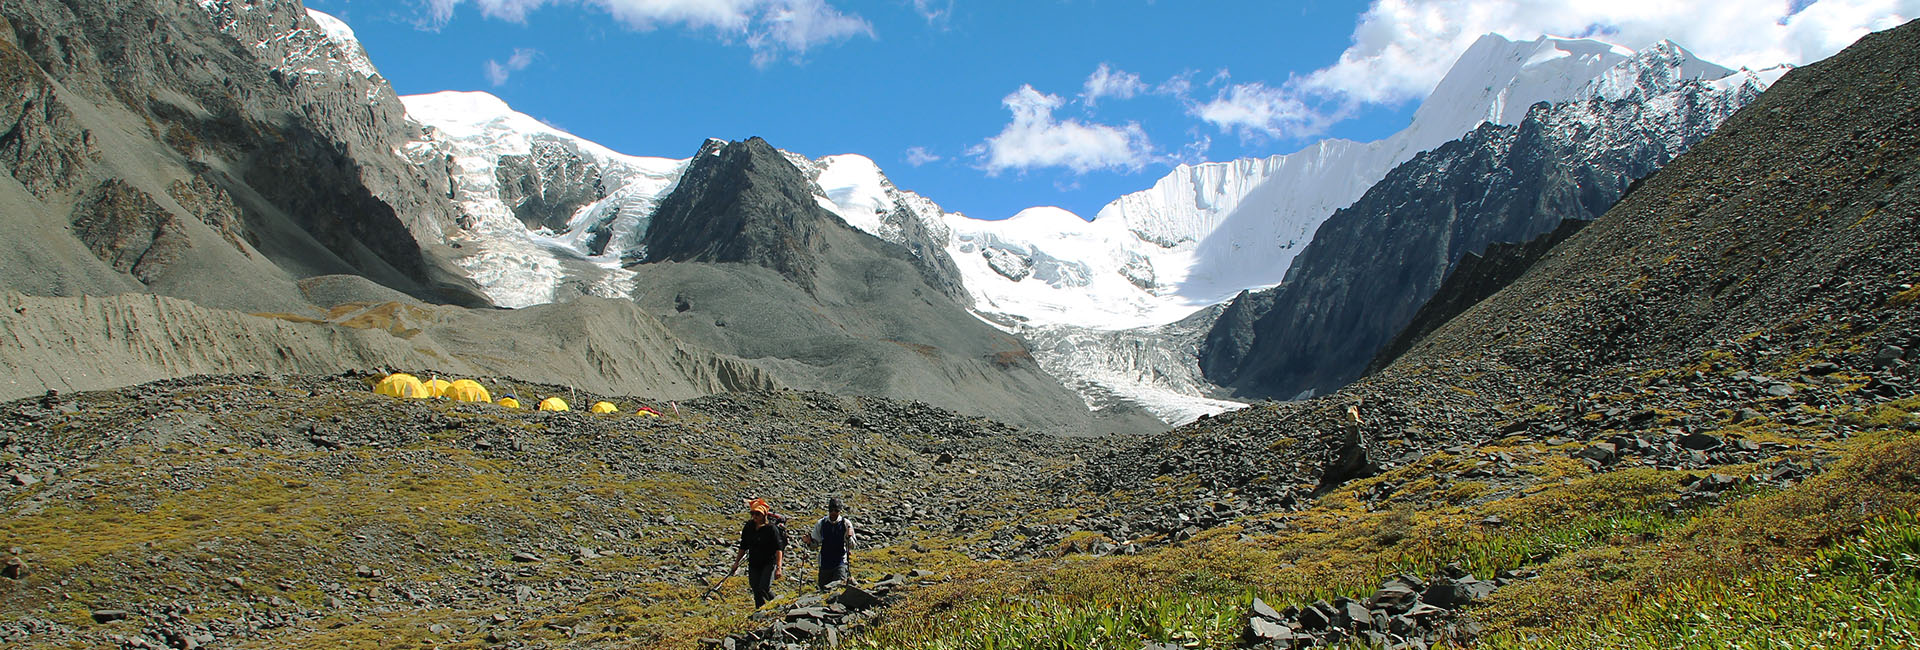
[1202,50,1776,401]
[401,92,688,308]
[942,34,1782,331]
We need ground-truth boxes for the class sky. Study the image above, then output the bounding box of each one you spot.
[303,0,1915,221]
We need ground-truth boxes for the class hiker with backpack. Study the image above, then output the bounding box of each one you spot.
[725,498,787,607]
[802,497,856,590]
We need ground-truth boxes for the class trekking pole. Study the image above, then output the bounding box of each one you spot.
[702,556,743,600]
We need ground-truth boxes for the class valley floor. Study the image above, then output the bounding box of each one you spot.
[1,351,1917,649]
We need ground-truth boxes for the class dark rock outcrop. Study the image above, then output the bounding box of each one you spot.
[496,139,608,234]
[642,138,834,291]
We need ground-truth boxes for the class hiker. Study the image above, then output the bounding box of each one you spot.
[802,497,856,590]
[728,498,787,607]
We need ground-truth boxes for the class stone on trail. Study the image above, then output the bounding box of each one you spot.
[1243,616,1295,644]
[1576,443,1616,463]
[1250,597,1284,622]
[830,585,881,611]
[1677,433,1724,451]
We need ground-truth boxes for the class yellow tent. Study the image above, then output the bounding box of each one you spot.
[634,409,659,418]
[497,396,521,409]
[422,378,453,398]
[590,401,619,414]
[446,379,491,403]
[538,397,570,412]
[374,373,430,399]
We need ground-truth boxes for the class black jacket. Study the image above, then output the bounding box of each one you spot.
[739,520,787,567]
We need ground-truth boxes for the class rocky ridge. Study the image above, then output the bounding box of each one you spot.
[1202,43,1768,400]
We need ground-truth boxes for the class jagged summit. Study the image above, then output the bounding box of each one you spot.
[639,137,836,289]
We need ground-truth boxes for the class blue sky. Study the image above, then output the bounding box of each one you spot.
[304,0,1912,220]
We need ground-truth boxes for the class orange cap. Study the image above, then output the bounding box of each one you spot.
[746,498,771,514]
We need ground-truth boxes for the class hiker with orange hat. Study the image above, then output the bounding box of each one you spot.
[725,498,788,607]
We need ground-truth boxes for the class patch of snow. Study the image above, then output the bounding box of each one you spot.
[812,154,894,236]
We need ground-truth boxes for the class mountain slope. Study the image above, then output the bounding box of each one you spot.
[1367,218,1589,373]
[626,137,1145,435]
[0,0,487,312]
[1202,41,1769,400]
[1398,23,1920,386]
[0,284,776,402]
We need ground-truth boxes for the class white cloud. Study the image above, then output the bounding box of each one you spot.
[1190,82,1340,141]
[1304,0,1917,106]
[904,146,942,167]
[1081,63,1146,106]
[425,0,873,65]
[1153,70,1196,101]
[912,0,953,26]
[1184,0,1914,141]
[1174,129,1212,165]
[973,85,1154,176]
[484,47,540,86]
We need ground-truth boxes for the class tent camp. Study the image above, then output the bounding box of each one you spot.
[538,397,570,412]
[498,396,521,409]
[590,401,619,414]
[446,379,491,403]
[422,378,453,398]
[374,373,430,399]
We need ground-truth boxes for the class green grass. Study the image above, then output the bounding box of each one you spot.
[852,431,1920,650]
[1487,510,1920,649]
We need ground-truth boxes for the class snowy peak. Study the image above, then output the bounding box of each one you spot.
[1416,34,1635,139]
[303,9,380,80]
[403,91,676,171]
[1581,40,1736,102]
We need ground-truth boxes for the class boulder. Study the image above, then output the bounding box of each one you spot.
[1250,597,1285,622]
[830,586,881,611]
[1244,616,1296,645]
[1575,443,1616,463]
[2,556,25,580]
[1676,433,1723,451]
[1298,602,1332,630]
